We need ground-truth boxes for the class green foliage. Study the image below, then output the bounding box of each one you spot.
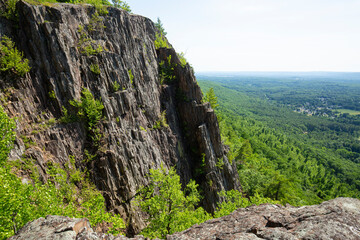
[87,11,106,32]
[59,106,78,124]
[0,158,125,239]
[154,33,170,49]
[48,90,56,99]
[0,110,124,239]
[177,52,187,68]
[70,88,104,131]
[140,126,147,132]
[1,0,18,20]
[77,25,104,56]
[159,55,176,85]
[128,69,134,87]
[112,81,120,92]
[153,110,168,129]
[112,0,131,12]
[215,157,224,170]
[90,63,100,74]
[0,106,16,166]
[214,190,279,218]
[154,18,167,36]
[203,88,219,110]
[136,166,210,239]
[0,36,30,77]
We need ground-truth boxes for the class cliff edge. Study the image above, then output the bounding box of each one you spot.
[9,197,360,240]
[0,0,240,234]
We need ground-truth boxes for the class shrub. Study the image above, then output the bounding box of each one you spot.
[0,36,30,77]
[77,25,104,56]
[154,33,170,49]
[214,190,280,218]
[112,81,120,92]
[90,63,100,75]
[159,55,176,85]
[136,166,210,239]
[152,110,168,129]
[112,0,131,12]
[177,52,187,68]
[70,88,104,131]
[1,0,18,20]
[0,106,16,166]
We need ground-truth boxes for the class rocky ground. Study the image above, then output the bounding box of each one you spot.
[9,197,360,240]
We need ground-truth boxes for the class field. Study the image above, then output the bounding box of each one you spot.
[335,109,360,116]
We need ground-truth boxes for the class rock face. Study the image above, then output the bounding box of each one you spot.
[169,197,360,240]
[0,0,240,234]
[9,198,360,240]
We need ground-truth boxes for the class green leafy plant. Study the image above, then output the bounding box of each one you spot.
[0,109,125,239]
[216,157,224,170]
[136,166,210,239]
[154,33,170,49]
[128,69,134,87]
[0,36,31,76]
[112,0,131,12]
[0,106,16,166]
[49,90,56,99]
[153,110,168,129]
[87,11,106,32]
[70,88,104,131]
[159,55,176,85]
[214,190,280,218]
[112,81,120,92]
[177,52,187,68]
[1,0,18,20]
[90,63,100,75]
[77,25,104,56]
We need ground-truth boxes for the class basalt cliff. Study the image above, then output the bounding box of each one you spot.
[0,0,240,235]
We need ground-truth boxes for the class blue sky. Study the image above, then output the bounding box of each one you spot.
[126,0,360,72]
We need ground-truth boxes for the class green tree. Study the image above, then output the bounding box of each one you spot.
[112,0,131,12]
[203,88,219,110]
[155,18,167,36]
[136,166,210,239]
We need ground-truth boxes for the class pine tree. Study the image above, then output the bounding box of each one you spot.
[204,88,219,109]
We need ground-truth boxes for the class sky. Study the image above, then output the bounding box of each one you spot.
[126,0,360,72]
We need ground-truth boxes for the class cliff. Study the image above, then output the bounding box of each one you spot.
[0,0,240,234]
[9,197,360,239]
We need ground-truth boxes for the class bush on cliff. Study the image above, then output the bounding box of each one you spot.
[136,166,211,239]
[0,36,30,77]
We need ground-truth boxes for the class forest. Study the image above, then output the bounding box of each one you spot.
[198,72,360,206]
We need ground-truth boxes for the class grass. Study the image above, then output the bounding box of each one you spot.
[334,109,360,116]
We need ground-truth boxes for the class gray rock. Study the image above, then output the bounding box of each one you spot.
[8,215,146,240]
[168,197,360,240]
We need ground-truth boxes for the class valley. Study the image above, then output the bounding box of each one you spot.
[198,72,360,205]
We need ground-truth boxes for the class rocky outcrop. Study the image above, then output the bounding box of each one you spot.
[8,215,146,240]
[9,198,360,240]
[0,0,240,234]
[169,197,360,240]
